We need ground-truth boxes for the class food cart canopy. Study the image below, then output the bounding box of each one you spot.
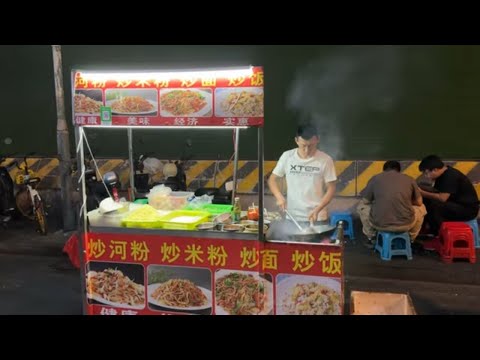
[72,66,264,128]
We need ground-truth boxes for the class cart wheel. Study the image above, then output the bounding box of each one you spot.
[34,195,48,235]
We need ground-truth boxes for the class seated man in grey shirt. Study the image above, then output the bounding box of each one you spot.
[357,161,427,248]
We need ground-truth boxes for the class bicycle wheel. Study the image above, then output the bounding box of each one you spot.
[34,195,47,235]
[16,188,34,220]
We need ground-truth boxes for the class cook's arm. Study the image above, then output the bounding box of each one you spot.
[268,173,286,211]
[308,181,337,222]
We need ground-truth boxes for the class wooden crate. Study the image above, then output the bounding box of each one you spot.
[350,291,416,315]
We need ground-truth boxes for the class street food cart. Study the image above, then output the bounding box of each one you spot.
[73,66,344,315]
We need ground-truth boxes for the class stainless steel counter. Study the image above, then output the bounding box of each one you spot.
[88,226,260,241]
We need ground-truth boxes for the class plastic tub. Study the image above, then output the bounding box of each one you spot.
[157,210,210,230]
[201,204,233,215]
[134,198,149,205]
[121,205,163,229]
[148,191,194,210]
[88,209,128,228]
[185,203,233,215]
[169,191,194,209]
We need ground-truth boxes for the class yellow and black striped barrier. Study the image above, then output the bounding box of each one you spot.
[2,158,479,198]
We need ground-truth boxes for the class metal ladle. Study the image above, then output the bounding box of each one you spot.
[284,209,316,234]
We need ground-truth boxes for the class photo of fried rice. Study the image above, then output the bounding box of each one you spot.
[110,96,155,113]
[149,279,208,308]
[216,88,264,117]
[160,89,210,116]
[74,93,102,114]
[276,275,342,315]
[86,268,145,307]
[215,270,272,315]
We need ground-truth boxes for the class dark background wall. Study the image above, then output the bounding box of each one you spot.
[1,45,479,161]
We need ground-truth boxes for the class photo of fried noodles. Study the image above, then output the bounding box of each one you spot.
[215,272,270,315]
[74,94,102,114]
[110,96,155,113]
[160,90,208,116]
[150,279,208,308]
[220,90,263,117]
[281,282,341,315]
[86,268,145,307]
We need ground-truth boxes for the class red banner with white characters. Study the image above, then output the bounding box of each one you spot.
[84,232,344,315]
[72,67,264,127]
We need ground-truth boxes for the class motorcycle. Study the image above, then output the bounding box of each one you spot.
[133,153,160,199]
[195,154,232,205]
[79,158,122,211]
[159,160,187,192]
[134,140,191,198]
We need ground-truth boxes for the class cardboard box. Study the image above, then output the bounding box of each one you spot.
[350,291,416,315]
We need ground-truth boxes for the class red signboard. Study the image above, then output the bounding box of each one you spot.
[72,67,264,127]
[84,232,344,315]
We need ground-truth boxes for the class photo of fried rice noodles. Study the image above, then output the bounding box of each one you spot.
[86,268,145,307]
[74,94,102,114]
[215,272,268,315]
[220,91,264,117]
[282,282,341,315]
[160,90,208,116]
[110,96,155,113]
[150,279,208,308]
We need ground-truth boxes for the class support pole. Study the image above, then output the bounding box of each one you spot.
[76,126,88,315]
[52,45,75,231]
[232,128,240,204]
[258,127,264,242]
[128,128,135,201]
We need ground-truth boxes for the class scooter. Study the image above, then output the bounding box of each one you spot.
[159,160,187,192]
[133,153,159,199]
[194,154,232,205]
[86,171,122,211]
[134,140,191,198]
[80,158,122,211]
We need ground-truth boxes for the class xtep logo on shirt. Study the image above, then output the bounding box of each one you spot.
[289,165,321,176]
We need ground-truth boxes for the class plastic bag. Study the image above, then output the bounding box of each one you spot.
[142,157,163,176]
[188,194,213,209]
[147,185,172,210]
[148,184,172,195]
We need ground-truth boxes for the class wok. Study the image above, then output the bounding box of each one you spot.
[288,224,336,243]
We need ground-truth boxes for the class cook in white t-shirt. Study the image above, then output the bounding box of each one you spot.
[268,124,337,223]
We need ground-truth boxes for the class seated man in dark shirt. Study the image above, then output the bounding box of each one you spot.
[418,155,479,235]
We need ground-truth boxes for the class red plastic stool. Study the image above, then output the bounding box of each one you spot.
[439,222,476,264]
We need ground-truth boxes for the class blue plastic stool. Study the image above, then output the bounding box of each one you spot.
[464,219,480,249]
[374,231,412,261]
[330,211,355,240]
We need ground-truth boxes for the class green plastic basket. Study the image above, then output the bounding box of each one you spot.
[185,203,232,215]
[157,210,211,230]
[134,198,149,204]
